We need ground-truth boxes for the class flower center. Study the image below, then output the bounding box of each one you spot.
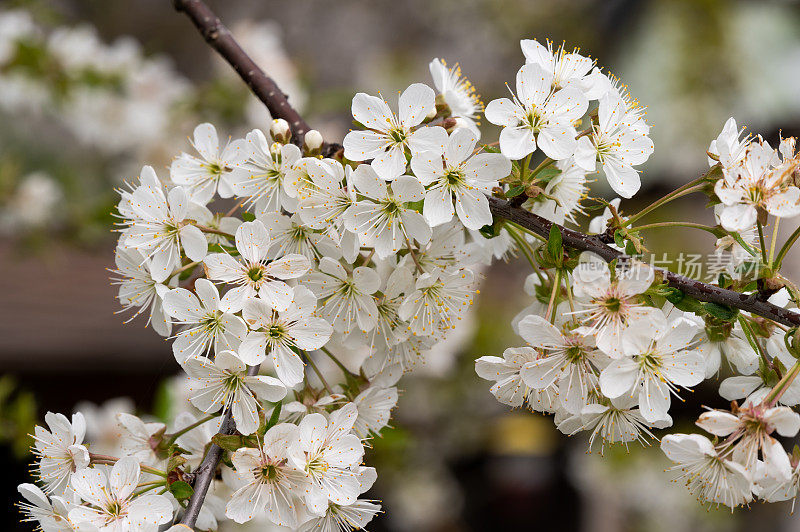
[247,266,265,282]
[387,127,407,145]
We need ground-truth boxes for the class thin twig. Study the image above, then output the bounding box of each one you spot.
[179,364,260,527]
[172,0,312,145]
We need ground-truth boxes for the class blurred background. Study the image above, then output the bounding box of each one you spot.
[3,0,800,530]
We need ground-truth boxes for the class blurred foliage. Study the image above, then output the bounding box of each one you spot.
[0,376,37,459]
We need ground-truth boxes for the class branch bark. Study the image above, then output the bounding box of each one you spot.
[171,0,800,524]
[179,364,260,528]
[488,197,800,327]
[172,0,312,144]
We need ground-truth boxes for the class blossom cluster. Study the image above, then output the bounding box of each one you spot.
[17,34,800,530]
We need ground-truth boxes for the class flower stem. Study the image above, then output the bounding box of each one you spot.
[757,220,768,266]
[305,351,335,395]
[631,221,718,234]
[625,181,705,226]
[166,413,220,445]
[528,157,555,181]
[320,346,356,377]
[89,453,168,477]
[774,224,800,271]
[545,269,561,323]
[768,218,780,267]
[194,224,235,238]
[766,359,800,406]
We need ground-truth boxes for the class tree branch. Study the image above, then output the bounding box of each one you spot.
[171,0,800,523]
[488,197,800,327]
[172,0,312,144]
[179,364,260,528]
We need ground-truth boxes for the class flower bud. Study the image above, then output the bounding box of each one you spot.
[271,118,291,144]
[304,129,323,155]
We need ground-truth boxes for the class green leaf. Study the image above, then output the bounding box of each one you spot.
[505,185,526,198]
[534,167,561,183]
[266,403,282,430]
[478,223,496,239]
[547,225,563,266]
[613,230,625,249]
[703,302,739,322]
[212,433,244,451]
[241,212,256,222]
[167,454,187,473]
[169,480,194,500]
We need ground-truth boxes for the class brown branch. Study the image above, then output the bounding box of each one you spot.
[171,0,800,523]
[179,364,260,528]
[172,0,312,144]
[488,197,800,328]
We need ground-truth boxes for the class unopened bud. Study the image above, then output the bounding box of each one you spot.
[442,117,458,131]
[425,107,438,121]
[435,93,451,117]
[271,118,291,144]
[304,129,323,154]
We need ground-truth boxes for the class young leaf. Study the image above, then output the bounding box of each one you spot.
[169,480,194,500]
[547,225,563,266]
